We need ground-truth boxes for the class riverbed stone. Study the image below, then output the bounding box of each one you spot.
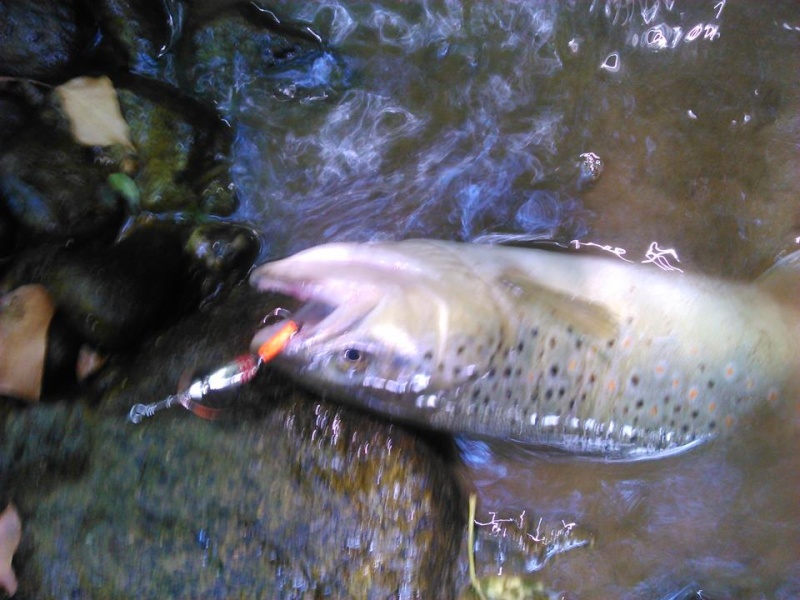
[0,0,94,83]
[0,126,122,243]
[9,286,465,598]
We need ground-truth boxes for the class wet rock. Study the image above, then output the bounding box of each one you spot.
[0,209,15,266]
[0,89,35,146]
[185,222,260,303]
[92,0,183,78]
[0,126,122,243]
[178,5,346,110]
[116,81,237,215]
[14,286,465,598]
[0,0,95,83]
[0,402,90,487]
[1,225,192,351]
[40,228,188,350]
[41,310,85,396]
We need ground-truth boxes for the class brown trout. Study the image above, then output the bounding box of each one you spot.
[250,240,800,459]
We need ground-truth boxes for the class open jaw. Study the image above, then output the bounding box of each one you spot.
[249,275,378,353]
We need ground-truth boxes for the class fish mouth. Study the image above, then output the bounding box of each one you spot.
[249,275,377,355]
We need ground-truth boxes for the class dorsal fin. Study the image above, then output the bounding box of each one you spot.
[756,249,800,310]
[498,269,619,341]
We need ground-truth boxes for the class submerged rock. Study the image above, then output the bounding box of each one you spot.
[14,286,465,598]
[178,4,347,111]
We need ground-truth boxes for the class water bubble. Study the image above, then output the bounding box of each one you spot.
[600,52,621,72]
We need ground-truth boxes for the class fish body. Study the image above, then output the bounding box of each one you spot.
[250,240,800,459]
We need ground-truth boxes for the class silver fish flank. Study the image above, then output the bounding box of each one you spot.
[250,240,800,459]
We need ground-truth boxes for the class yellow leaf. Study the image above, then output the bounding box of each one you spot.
[0,284,55,402]
[56,75,135,149]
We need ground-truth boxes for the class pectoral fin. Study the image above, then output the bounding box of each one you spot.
[498,269,619,341]
[756,249,800,310]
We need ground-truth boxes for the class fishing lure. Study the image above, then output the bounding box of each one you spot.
[128,316,299,424]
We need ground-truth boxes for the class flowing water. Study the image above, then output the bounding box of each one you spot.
[220,1,799,597]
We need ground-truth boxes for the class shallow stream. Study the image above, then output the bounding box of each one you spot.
[219,1,799,597]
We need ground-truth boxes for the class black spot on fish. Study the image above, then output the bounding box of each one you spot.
[550,364,559,377]
[708,421,716,430]
[487,367,496,379]
[699,363,706,373]
[545,388,553,400]
[707,380,715,389]
[483,395,491,406]
[503,367,512,378]
[631,375,640,386]
[457,345,465,356]
[663,395,670,404]
[569,398,576,410]
[589,373,597,384]
[674,405,682,413]
[471,388,481,400]
[453,367,461,377]
[505,389,512,400]
[691,410,699,419]
[531,327,539,338]
[635,399,644,409]
[558,387,566,398]
[423,351,433,361]
[517,341,524,352]
[607,339,615,348]
[580,392,587,402]
[681,424,690,433]
[549,337,556,349]
[567,325,574,335]
[575,338,583,350]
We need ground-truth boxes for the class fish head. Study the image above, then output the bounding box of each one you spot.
[250,241,506,420]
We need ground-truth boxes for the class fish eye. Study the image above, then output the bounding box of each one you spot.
[343,348,362,362]
[335,347,370,373]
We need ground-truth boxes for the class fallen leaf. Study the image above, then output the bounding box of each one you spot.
[0,504,21,597]
[0,285,55,402]
[76,344,106,382]
[55,76,135,150]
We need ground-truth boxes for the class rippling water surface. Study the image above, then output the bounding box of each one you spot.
[224,1,799,597]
